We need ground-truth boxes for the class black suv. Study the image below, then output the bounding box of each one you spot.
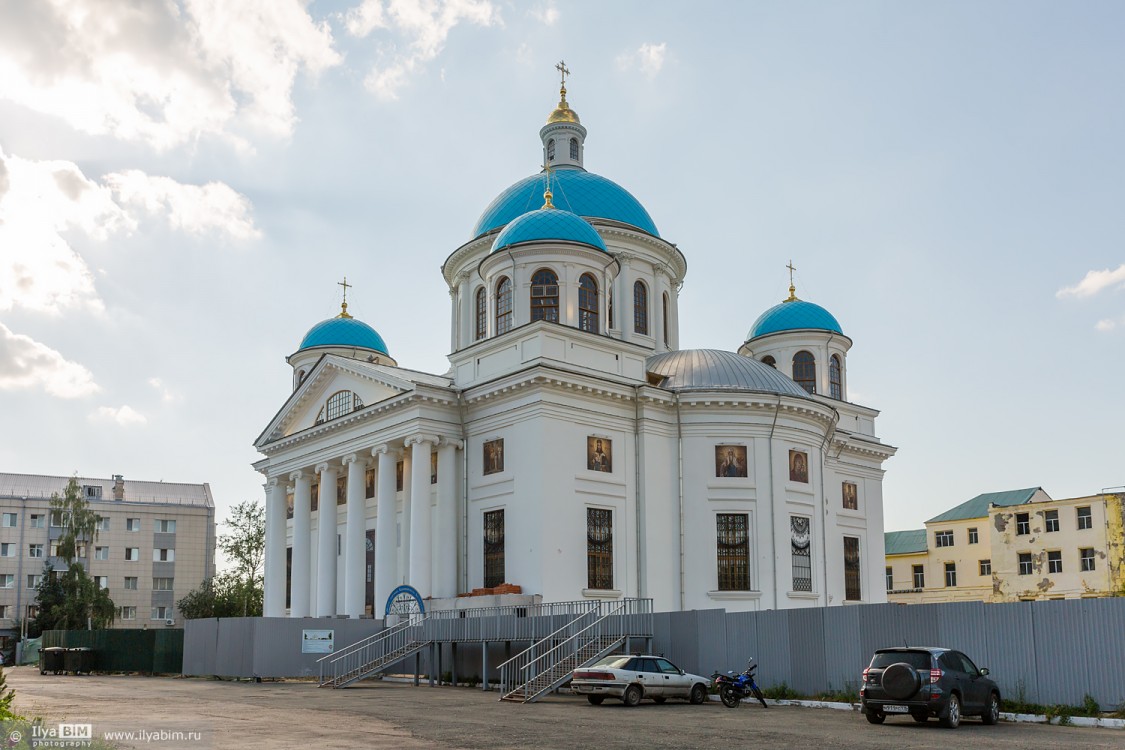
[860,647,1000,729]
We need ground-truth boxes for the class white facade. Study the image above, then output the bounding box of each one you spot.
[254,82,896,618]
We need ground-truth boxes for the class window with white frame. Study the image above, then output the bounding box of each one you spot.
[1,513,15,528]
[0,575,12,588]
[1018,552,1033,575]
[155,519,176,533]
[1045,509,1059,533]
[50,511,67,527]
[95,576,108,590]
[912,565,924,589]
[153,548,174,562]
[1076,506,1092,530]
[98,518,110,531]
[0,606,7,619]
[716,513,750,591]
[125,548,139,561]
[934,530,953,548]
[30,514,44,528]
[126,518,140,532]
[1080,548,1095,572]
[1047,550,1062,574]
[152,577,174,591]
[152,606,170,620]
[1016,513,1030,535]
[95,546,109,560]
[968,527,979,544]
[885,567,893,591]
[28,544,43,558]
[979,559,992,576]
[27,574,41,589]
[944,562,957,587]
[0,543,12,557]
[121,606,137,620]
[124,577,138,590]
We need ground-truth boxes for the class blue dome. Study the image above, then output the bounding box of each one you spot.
[473,170,659,238]
[747,300,844,340]
[491,209,607,253]
[299,316,390,355]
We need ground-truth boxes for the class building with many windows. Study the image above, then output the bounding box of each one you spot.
[254,73,896,619]
[0,472,216,644]
[886,487,1125,603]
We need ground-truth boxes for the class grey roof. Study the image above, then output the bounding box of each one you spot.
[646,349,811,397]
[885,529,927,555]
[926,487,1044,524]
[0,473,213,507]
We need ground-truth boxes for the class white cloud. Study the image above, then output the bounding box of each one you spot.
[617,42,667,78]
[345,0,499,101]
[148,377,182,404]
[0,0,341,151]
[0,146,260,315]
[1056,264,1125,299]
[529,3,559,25]
[89,405,148,427]
[0,323,99,398]
[106,171,261,240]
[1095,315,1125,332]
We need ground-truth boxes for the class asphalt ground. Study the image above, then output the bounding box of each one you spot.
[7,668,1123,750]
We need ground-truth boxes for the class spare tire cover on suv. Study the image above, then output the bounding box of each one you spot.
[881,662,922,700]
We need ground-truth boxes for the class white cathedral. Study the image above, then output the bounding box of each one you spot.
[254,71,896,619]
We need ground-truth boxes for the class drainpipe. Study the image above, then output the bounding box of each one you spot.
[819,409,840,605]
[674,392,685,612]
[457,390,469,595]
[633,384,644,598]
[768,396,782,610]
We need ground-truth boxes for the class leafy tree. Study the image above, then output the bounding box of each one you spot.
[217,500,265,617]
[177,572,262,619]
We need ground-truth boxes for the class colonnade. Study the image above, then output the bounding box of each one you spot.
[262,435,463,618]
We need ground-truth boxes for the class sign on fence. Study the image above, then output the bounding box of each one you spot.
[301,629,334,654]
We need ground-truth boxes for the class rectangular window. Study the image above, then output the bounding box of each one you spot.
[97,517,110,531]
[843,537,861,600]
[790,515,812,592]
[979,559,992,576]
[1016,513,1030,535]
[586,508,613,590]
[84,485,101,499]
[1018,552,1033,575]
[0,544,11,557]
[95,546,109,560]
[153,548,174,562]
[124,576,138,590]
[30,514,44,528]
[0,606,7,619]
[152,577,174,591]
[26,605,38,620]
[1047,550,1062,574]
[151,606,169,620]
[155,519,176,533]
[28,544,43,558]
[1077,506,1092,530]
[125,548,139,561]
[121,606,137,621]
[95,576,108,590]
[885,567,893,591]
[27,574,41,589]
[126,518,140,532]
[967,528,978,545]
[1,513,15,528]
[50,511,67,528]
[0,575,12,588]
[1080,548,1096,572]
[1045,509,1059,533]
[716,513,750,591]
[934,530,953,548]
[912,565,924,589]
[483,509,505,589]
[944,562,957,588]
[842,481,858,510]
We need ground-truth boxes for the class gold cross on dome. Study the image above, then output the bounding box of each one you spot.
[556,60,570,87]
[786,260,798,302]
[338,276,353,318]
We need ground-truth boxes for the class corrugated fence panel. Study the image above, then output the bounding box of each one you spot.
[689,609,728,678]
[822,606,863,694]
[983,602,1038,704]
[935,601,992,674]
[1032,599,1088,706]
[857,605,893,668]
[721,610,758,678]
[1072,598,1125,710]
[152,629,184,673]
[788,607,826,695]
[755,608,792,690]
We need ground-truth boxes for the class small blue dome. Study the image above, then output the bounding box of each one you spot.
[748,300,843,340]
[491,209,607,253]
[299,316,390,355]
[474,170,659,238]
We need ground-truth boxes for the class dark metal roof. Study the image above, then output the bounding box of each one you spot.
[646,349,810,397]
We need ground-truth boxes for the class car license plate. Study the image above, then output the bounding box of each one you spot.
[883,705,909,713]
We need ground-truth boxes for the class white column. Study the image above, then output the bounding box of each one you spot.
[653,270,668,353]
[400,449,412,579]
[342,454,367,618]
[315,462,338,617]
[373,446,398,616]
[407,435,437,599]
[263,478,287,617]
[617,256,632,343]
[434,438,462,598]
[458,273,472,349]
[290,471,312,618]
[669,277,681,351]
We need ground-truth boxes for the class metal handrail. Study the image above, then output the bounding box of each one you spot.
[495,600,600,678]
[319,614,429,687]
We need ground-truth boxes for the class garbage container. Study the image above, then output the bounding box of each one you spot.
[40,646,66,675]
[63,647,96,675]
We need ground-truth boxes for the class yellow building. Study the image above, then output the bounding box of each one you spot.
[886,488,1125,603]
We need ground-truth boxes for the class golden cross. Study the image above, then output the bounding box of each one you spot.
[338,276,352,305]
[556,60,570,87]
[786,260,796,286]
[785,260,798,301]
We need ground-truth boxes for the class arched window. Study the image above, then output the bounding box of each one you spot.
[569,138,579,160]
[547,139,555,161]
[633,280,649,335]
[319,390,364,423]
[761,356,776,369]
[495,277,513,334]
[578,273,599,333]
[829,354,842,399]
[474,287,486,340]
[530,268,559,322]
[792,351,816,394]
[662,292,669,345]
[297,370,307,384]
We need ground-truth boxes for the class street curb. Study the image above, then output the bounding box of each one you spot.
[763,700,1125,729]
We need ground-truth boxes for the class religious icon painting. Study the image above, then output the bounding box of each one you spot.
[365,468,375,499]
[483,438,505,476]
[395,461,404,491]
[788,450,809,483]
[431,451,438,484]
[587,436,612,473]
[715,445,748,478]
[842,481,858,510]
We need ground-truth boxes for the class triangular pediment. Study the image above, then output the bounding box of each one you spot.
[255,356,426,448]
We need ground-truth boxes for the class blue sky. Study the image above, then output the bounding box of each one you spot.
[0,1,1122,555]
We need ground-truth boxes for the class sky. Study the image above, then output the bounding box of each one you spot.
[0,0,1122,563]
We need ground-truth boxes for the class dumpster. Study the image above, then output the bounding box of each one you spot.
[64,647,95,675]
[40,647,66,675]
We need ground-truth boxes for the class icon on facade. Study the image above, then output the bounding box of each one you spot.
[715,445,747,478]
[789,450,808,483]
[483,438,505,475]
[587,437,612,473]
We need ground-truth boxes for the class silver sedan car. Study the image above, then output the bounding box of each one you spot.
[571,654,711,706]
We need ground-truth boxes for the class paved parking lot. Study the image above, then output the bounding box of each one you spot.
[7,668,1122,750]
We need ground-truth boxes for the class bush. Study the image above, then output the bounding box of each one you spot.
[762,682,801,700]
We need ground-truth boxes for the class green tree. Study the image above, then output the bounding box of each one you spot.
[218,500,265,617]
[177,572,262,619]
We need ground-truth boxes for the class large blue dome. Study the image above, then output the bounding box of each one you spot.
[473,170,659,238]
[491,209,607,253]
[747,300,843,340]
[299,316,390,355]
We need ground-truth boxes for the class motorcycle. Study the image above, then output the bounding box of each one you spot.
[712,659,769,709]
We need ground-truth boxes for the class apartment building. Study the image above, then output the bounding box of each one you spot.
[886,487,1124,603]
[0,472,216,644]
